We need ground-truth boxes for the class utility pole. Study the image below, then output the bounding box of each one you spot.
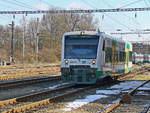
[36,18,39,63]
[36,32,39,62]
[22,16,26,63]
[10,21,14,63]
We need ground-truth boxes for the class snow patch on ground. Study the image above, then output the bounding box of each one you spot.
[96,89,120,95]
[138,87,150,90]
[63,81,145,112]
[137,91,149,95]
[63,94,107,112]
[142,83,150,87]
[44,83,69,90]
[111,81,144,90]
[31,83,68,92]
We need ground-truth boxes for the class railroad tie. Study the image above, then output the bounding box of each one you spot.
[140,103,150,113]
[121,93,132,104]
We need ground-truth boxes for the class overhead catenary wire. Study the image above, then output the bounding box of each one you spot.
[0,0,50,21]
[0,7,149,14]
[40,0,55,8]
[118,0,144,8]
[104,13,132,30]
[144,0,149,6]
[0,1,17,20]
[81,0,132,30]
[0,15,9,19]
[82,0,97,9]
[0,0,34,10]
[146,0,150,5]
[102,0,142,30]
[13,0,36,10]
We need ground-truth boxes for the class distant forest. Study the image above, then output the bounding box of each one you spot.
[0,11,99,63]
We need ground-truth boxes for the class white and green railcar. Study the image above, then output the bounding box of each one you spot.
[61,31,132,84]
[144,54,150,63]
[132,53,144,64]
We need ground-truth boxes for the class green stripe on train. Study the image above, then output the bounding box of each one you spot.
[96,68,132,76]
[112,40,117,46]
[96,71,112,76]
[125,67,132,73]
[125,43,131,49]
[128,67,132,71]
[96,71,103,76]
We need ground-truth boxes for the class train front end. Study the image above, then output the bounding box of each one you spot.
[61,31,100,84]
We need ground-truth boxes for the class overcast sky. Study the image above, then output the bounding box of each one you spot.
[0,0,150,41]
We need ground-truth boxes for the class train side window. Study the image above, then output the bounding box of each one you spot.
[102,40,105,51]
[119,51,125,62]
[129,51,132,61]
[105,47,112,63]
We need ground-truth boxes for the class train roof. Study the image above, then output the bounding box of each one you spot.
[64,31,99,36]
[64,31,131,44]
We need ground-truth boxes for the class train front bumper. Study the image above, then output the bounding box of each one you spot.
[61,66,97,84]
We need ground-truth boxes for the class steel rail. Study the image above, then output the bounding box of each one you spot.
[97,80,150,113]
[116,65,150,80]
[0,67,60,76]
[1,85,94,113]
[0,67,60,81]
[141,103,150,113]
[0,74,119,113]
[0,76,61,89]
[0,84,74,108]
[0,64,60,69]
[0,66,60,74]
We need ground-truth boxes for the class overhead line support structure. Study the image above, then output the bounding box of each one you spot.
[9,21,14,63]
[0,7,150,14]
[110,32,150,35]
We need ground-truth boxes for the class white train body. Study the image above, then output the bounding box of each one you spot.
[61,31,132,84]
[132,53,144,64]
[144,54,150,63]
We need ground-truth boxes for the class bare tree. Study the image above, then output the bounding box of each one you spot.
[0,10,98,63]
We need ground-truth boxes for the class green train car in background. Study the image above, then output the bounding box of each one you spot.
[61,31,132,84]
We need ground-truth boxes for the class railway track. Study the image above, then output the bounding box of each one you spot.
[116,64,150,80]
[0,84,95,113]
[0,64,60,70]
[0,64,60,75]
[0,64,60,81]
[0,75,117,113]
[0,70,60,81]
[0,65,149,113]
[0,75,61,89]
[97,80,150,113]
[0,66,60,75]
[131,65,150,75]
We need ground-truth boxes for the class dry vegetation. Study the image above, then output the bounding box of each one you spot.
[120,72,150,81]
[0,10,98,64]
[0,63,60,80]
[119,64,150,80]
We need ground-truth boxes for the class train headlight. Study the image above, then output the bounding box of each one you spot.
[65,59,69,64]
[92,60,96,65]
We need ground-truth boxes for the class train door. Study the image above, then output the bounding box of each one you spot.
[102,38,113,77]
[112,40,117,75]
[125,43,130,73]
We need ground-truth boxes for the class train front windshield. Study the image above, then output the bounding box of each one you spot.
[64,35,99,59]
